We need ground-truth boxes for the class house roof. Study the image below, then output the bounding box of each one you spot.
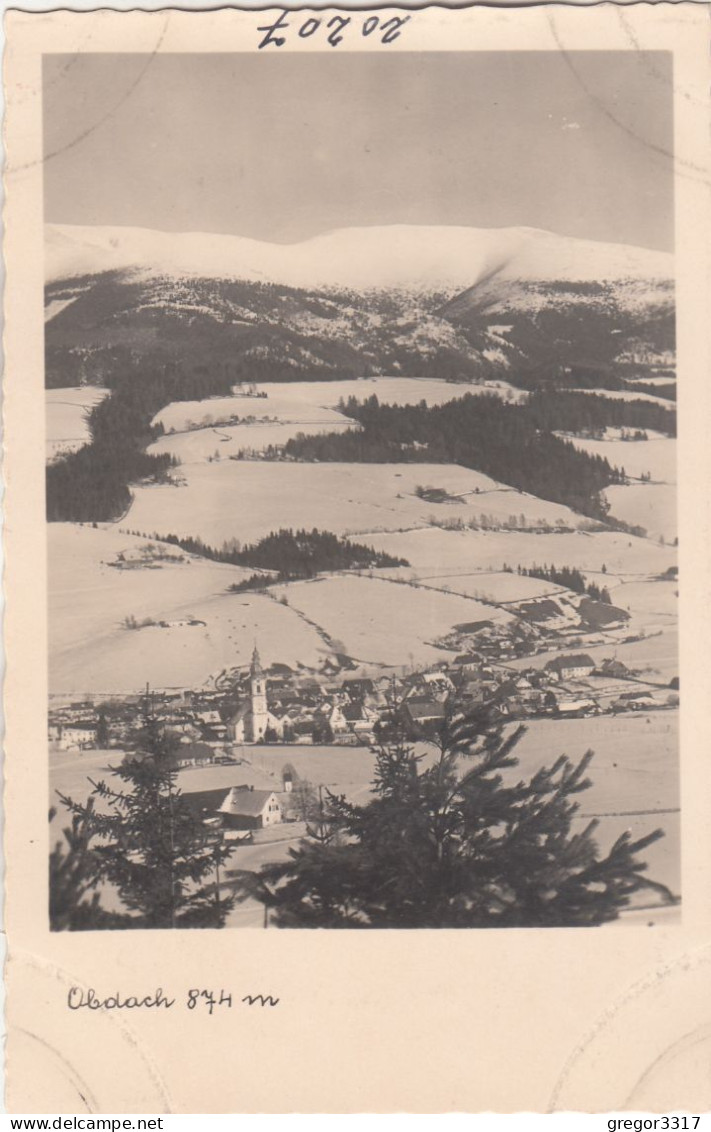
[452,620,493,635]
[197,711,222,725]
[183,788,235,816]
[175,741,214,759]
[342,678,375,693]
[496,680,520,699]
[341,702,366,722]
[546,653,596,670]
[406,699,446,721]
[220,787,278,817]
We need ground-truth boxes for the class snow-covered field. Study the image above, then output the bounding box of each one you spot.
[604,483,676,544]
[607,579,678,633]
[150,377,525,463]
[365,526,676,578]
[149,418,354,464]
[126,462,581,545]
[46,386,108,460]
[558,433,676,542]
[507,713,679,900]
[48,524,327,692]
[48,523,514,688]
[563,435,676,484]
[378,567,566,604]
[48,512,676,692]
[271,574,511,667]
[152,377,509,435]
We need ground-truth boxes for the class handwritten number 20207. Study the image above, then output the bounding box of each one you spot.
[258,11,411,49]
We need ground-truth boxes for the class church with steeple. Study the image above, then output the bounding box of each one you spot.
[226,646,282,744]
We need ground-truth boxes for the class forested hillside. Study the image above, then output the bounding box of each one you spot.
[46,361,234,521]
[281,394,625,519]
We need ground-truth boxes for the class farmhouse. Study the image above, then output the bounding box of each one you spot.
[545,653,596,680]
[219,785,282,829]
[169,742,215,769]
[185,785,283,831]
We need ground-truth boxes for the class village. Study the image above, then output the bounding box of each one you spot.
[49,607,679,820]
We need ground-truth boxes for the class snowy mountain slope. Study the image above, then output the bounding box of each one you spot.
[46,222,673,294]
[44,221,675,392]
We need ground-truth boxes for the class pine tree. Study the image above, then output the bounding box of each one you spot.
[237,708,676,928]
[49,802,126,931]
[55,716,235,929]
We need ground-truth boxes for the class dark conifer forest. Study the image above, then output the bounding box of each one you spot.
[135,528,408,585]
[282,394,627,519]
[46,362,235,522]
[525,390,676,436]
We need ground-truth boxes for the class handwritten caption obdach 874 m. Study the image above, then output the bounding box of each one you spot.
[257,10,412,49]
[67,987,280,1015]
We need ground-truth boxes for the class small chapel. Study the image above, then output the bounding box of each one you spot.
[226,646,282,744]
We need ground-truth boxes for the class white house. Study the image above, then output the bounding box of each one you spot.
[49,723,97,750]
[218,785,282,829]
[545,654,596,680]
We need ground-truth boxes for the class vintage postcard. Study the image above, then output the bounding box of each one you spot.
[3,3,711,1113]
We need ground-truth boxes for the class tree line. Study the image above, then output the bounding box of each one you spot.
[525,390,676,437]
[509,563,612,603]
[46,361,236,522]
[141,528,409,586]
[284,394,626,519]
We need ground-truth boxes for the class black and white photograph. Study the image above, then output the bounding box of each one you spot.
[45,45,680,931]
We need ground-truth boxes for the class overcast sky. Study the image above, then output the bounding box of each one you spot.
[43,51,674,250]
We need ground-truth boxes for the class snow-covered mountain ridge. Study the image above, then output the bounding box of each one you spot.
[46,222,673,294]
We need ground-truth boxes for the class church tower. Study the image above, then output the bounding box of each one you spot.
[249,645,268,742]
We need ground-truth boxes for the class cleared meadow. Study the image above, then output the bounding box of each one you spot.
[148,418,353,463]
[272,574,512,666]
[48,524,327,692]
[607,579,678,634]
[604,483,676,544]
[564,435,676,484]
[126,461,581,546]
[365,526,676,578]
[151,376,524,435]
[377,567,567,604]
[46,386,108,460]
